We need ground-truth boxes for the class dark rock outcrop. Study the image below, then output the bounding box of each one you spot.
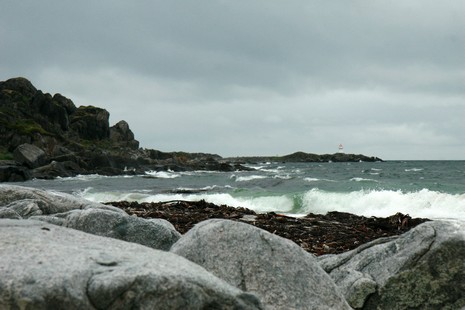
[69,105,110,140]
[0,160,31,182]
[0,77,248,181]
[110,120,139,149]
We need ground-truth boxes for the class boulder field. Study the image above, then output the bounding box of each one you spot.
[1,184,465,309]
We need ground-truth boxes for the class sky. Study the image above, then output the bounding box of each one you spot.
[1,1,464,160]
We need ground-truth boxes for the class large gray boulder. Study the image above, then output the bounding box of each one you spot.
[319,220,465,309]
[0,185,180,250]
[13,143,49,168]
[31,208,181,250]
[0,219,263,309]
[171,219,351,310]
[0,184,125,216]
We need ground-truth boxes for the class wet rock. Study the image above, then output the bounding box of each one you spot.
[0,219,263,309]
[0,161,31,182]
[32,160,83,179]
[171,219,351,310]
[319,220,465,309]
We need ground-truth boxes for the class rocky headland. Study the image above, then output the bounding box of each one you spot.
[1,184,465,309]
[0,77,251,182]
[1,77,382,182]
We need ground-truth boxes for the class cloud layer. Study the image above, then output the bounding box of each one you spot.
[1,1,464,159]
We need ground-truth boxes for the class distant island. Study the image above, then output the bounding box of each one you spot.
[226,151,382,164]
[0,77,382,182]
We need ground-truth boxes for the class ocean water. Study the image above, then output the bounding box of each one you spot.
[13,160,465,220]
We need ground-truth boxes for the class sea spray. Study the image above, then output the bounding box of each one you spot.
[300,188,465,219]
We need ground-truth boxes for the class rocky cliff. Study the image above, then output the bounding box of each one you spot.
[0,77,246,181]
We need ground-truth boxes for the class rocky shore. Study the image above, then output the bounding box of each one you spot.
[1,77,382,182]
[2,184,465,309]
[0,77,252,182]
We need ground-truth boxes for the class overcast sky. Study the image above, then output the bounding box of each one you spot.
[1,1,464,159]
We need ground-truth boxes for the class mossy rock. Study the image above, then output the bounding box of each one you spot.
[11,119,50,136]
[0,151,14,160]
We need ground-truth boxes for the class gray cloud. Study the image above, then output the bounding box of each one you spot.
[1,0,464,159]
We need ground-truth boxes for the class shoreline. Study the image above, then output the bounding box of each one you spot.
[107,200,430,256]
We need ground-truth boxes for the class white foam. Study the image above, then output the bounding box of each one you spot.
[78,187,465,220]
[172,185,218,193]
[301,188,465,219]
[273,174,293,180]
[405,168,424,172]
[56,174,133,181]
[304,177,320,182]
[235,175,268,182]
[80,190,294,214]
[350,177,378,182]
[144,170,180,179]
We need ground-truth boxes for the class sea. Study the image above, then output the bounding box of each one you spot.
[11,160,465,220]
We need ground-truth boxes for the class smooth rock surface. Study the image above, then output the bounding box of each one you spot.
[31,208,181,250]
[0,184,125,216]
[13,143,48,168]
[319,220,465,309]
[0,219,263,310]
[171,219,351,310]
[0,185,180,250]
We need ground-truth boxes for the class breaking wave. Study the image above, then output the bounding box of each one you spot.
[301,188,465,220]
[79,187,465,220]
